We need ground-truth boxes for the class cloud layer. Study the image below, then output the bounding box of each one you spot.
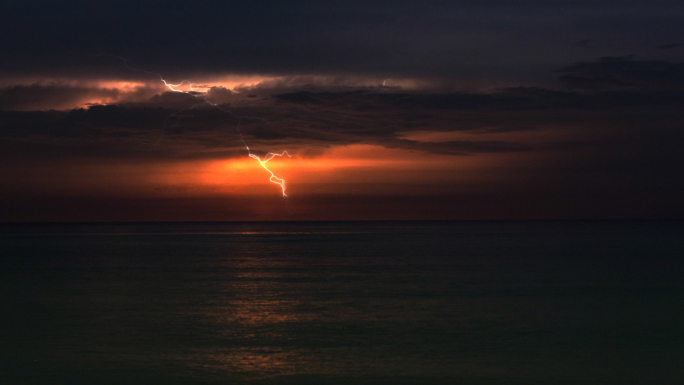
[1,57,683,219]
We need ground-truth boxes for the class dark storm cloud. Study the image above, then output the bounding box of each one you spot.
[0,83,119,111]
[2,57,683,166]
[0,83,162,111]
[2,0,683,82]
[0,93,535,160]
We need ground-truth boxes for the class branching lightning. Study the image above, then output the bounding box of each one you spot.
[103,55,292,197]
[249,149,291,197]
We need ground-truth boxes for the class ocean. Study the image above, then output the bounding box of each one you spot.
[1,221,683,384]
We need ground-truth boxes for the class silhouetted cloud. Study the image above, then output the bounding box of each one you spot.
[0,83,162,111]
[0,83,116,111]
[2,58,683,167]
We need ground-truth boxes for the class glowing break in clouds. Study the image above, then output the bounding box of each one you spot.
[109,55,292,197]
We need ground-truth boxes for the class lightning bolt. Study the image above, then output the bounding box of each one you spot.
[101,55,292,197]
[250,150,292,197]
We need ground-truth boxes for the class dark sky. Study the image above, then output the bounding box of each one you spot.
[3,0,684,80]
[1,0,683,221]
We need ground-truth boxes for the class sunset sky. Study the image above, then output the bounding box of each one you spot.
[1,0,683,221]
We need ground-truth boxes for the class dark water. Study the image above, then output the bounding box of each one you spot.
[1,221,683,384]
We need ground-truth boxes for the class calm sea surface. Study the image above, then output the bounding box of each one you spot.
[1,221,683,384]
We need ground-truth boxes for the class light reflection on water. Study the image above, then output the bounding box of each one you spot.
[1,221,683,384]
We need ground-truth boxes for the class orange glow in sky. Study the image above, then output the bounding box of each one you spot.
[125,144,523,198]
